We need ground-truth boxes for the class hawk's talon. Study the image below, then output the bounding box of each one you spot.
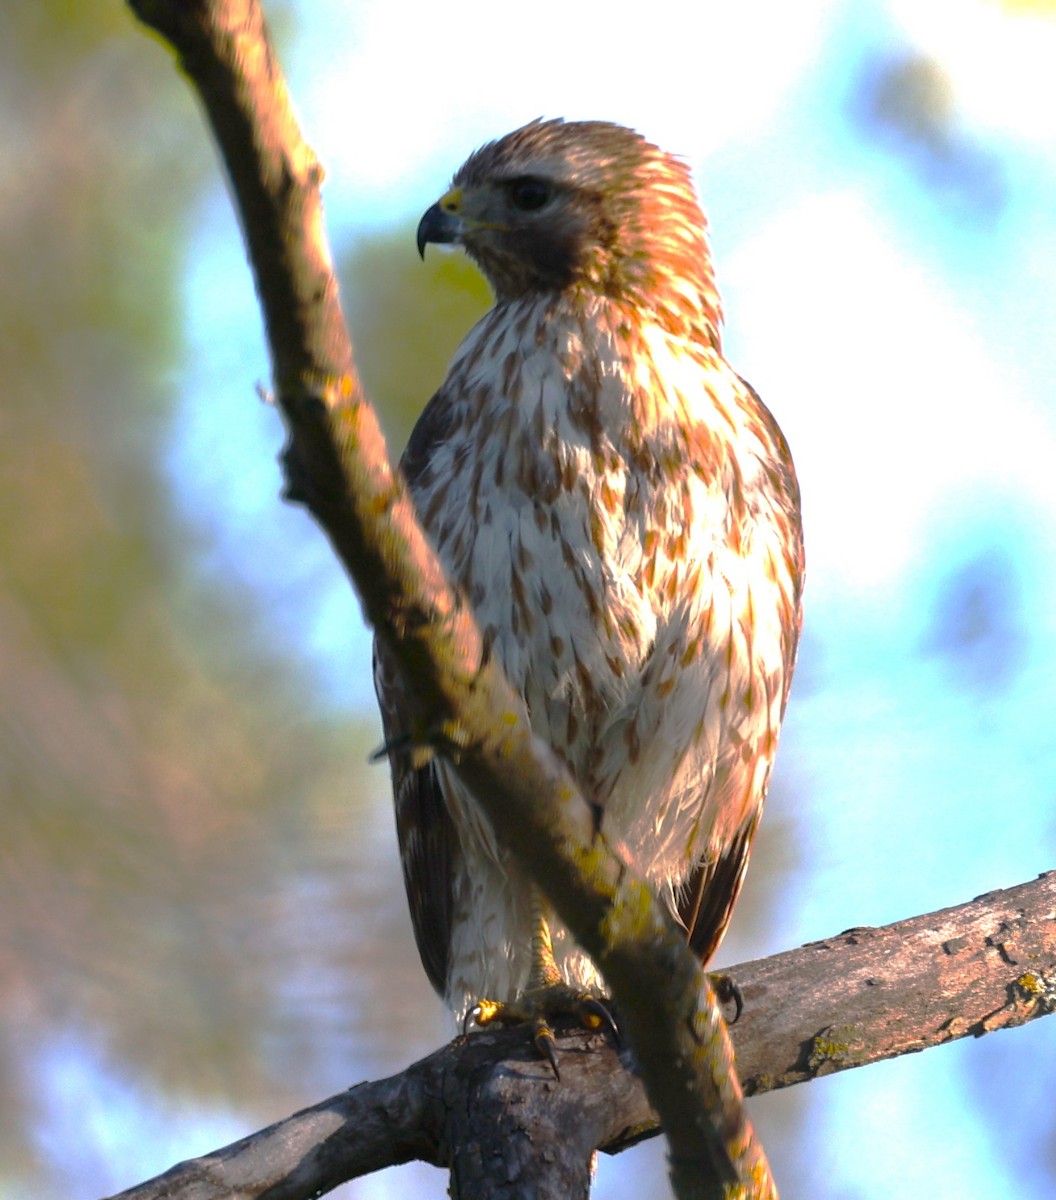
[370,720,473,767]
[532,1018,561,1080]
[580,996,621,1044]
[467,997,505,1031]
[368,732,413,763]
[710,972,744,1024]
[465,984,617,1077]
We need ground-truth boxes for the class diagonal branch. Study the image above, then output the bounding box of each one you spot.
[104,872,1056,1199]
[126,1,775,1195]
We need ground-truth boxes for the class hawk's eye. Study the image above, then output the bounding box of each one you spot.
[508,178,552,212]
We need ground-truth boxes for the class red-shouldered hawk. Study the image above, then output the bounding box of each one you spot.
[375,119,803,1041]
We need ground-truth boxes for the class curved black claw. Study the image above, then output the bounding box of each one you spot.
[370,719,472,767]
[369,731,414,763]
[580,996,621,1046]
[532,1018,561,1080]
[710,972,744,1024]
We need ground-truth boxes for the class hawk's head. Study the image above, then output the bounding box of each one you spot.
[418,118,721,336]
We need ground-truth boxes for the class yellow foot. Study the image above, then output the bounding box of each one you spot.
[466,985,619,1080]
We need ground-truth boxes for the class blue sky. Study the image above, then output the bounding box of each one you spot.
[153,0,1056,1195]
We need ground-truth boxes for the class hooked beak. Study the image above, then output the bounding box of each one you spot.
[416,200,464,259]
[417,187,466,259]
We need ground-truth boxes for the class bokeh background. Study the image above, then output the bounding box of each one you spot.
[3,1,1055,1196]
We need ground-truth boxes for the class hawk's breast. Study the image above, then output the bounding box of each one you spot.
[409,294,798,889]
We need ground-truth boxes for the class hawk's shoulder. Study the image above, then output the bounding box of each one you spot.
[400,385,459,490]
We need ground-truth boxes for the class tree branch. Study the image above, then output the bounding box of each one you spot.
[126,0,776,1195]
[105,873,1056,1199]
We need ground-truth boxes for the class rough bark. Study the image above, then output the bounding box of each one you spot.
[105,872,1056,1199]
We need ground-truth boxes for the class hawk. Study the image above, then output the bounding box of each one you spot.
[375,119,803,1041]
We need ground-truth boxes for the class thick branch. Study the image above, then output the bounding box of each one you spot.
[106,873,1056,1199]
[126,1,769,1195]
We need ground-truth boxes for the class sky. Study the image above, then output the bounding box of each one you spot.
[152,0,1056,1196]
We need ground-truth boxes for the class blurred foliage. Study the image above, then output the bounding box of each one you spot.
[923,549,1025,688]
[850,49,1006,221]
[0,6,444,1198]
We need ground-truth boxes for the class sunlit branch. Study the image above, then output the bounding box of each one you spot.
[106,873,1056,1199]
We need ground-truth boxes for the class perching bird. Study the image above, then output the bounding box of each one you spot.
[375,118,803,1043]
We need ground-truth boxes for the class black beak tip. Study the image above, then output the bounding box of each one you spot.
[416,201,459,260]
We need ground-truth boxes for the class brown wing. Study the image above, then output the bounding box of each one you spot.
[373,388,463,1000]
[373,641,458,999]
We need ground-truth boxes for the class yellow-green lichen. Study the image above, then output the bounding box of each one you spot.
[1014,970,1056,1014]
[1015,971,1043,997]
[807,1027,857,1073]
